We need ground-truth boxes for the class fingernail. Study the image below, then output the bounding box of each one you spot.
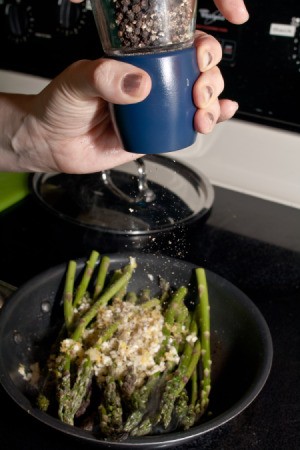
[206,112,215,129]
[203,85,213,105]
[240,6,250,21]
[232,101,239,113]
[203,51,213,69]
[122,73,143,95]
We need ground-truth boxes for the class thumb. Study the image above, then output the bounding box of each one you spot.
[65,58,152,105]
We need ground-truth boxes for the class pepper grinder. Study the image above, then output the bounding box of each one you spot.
[90,0,199,154]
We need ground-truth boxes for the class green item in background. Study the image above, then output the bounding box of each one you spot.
[0,173,29,213]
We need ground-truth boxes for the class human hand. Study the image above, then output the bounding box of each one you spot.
[8,32,235,173]
[1,0,249,174]
[67,0,249,147]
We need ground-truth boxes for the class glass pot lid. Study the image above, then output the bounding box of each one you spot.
[31,155,214,235]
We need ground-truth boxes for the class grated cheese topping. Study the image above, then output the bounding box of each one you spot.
[59,297,181,389]
[18,362,40,387]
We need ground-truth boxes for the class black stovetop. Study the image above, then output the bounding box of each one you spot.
[0,185,300,450]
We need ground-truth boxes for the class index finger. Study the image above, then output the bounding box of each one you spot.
[213,0,249,24]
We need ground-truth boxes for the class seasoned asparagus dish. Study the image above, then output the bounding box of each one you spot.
[36,251,211,438]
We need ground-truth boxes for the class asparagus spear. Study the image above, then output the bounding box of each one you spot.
[73,250,100,308]
[94,321,119,349]
[158,276,170,304]
[174,362,199,431]
[111,269,128,302]
[138,288,151,304]
[164,286,188,323]
[56,259,136,425]
[127,291,189,435]
[160,321,201,428]
[71,257,137,341]
[99,376,123,435]
[190,362,198,406]
[140,298,161,309]
[129,416,154,437]
[154,286,188,362]
[58,357,93,425]
[93,255,110,300]
[63,260,77,331]
[174,388,189,425]
[179,369,198,430]
[57,353,72,422]
[125,291,137,304]
[195,268,211,413]
[58,322,120,424]
[123,372,161,433]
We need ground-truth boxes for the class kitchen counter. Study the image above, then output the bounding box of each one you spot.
[0,185,300,450]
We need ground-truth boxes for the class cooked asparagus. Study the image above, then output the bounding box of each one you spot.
[37,252,211,439]
[93,255,110,300]
[58,357,93,425]
[195,267,211,412]
[73,250,99,308]
[63,259,77,330]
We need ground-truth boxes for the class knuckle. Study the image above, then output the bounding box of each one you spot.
[93,59,114,88]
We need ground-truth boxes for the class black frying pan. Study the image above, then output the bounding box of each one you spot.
[0,252,273,449]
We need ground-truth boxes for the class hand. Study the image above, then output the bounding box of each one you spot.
[71,0,249,24]
[68,0,249,140]
[7,32,235,173]
[0,0,249,173]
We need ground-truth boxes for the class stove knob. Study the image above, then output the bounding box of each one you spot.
[4,0,34,42]
[56,0,86,36]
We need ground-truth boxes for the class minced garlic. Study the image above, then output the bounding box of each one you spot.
[59,296,181,389]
